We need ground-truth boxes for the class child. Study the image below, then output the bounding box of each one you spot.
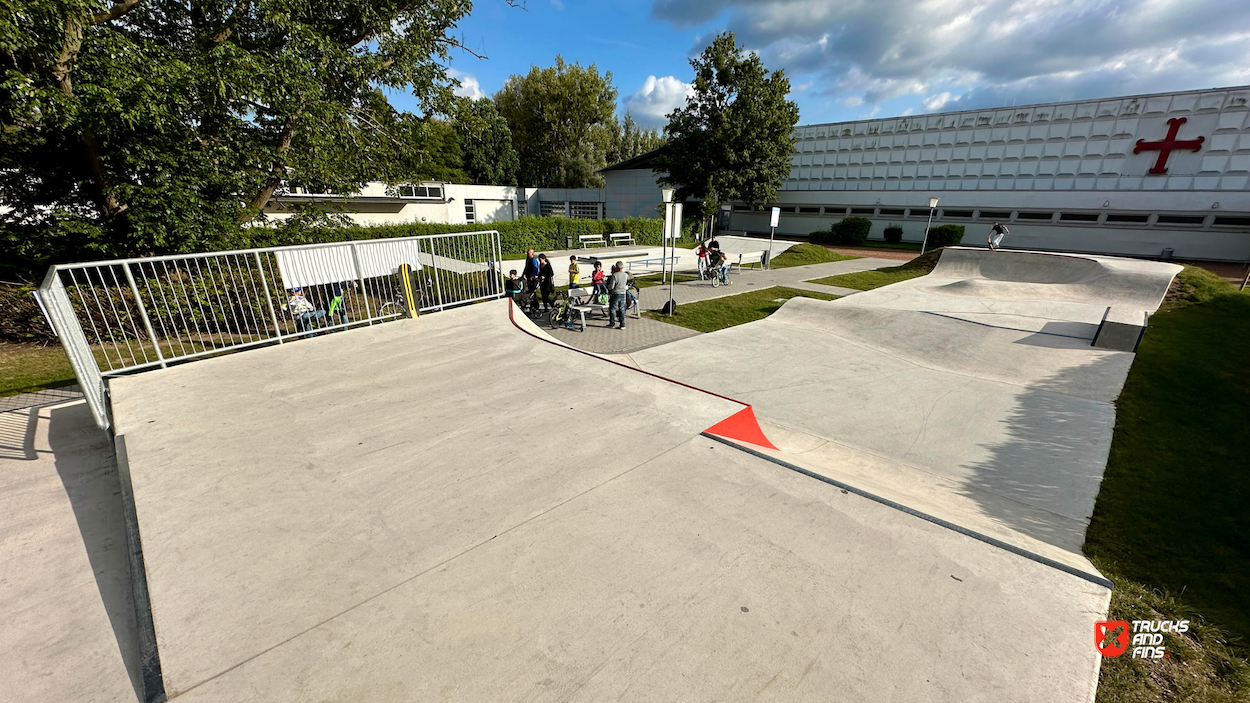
[568,255,581,288]
[503,269,524,299]
[591,260,606,296]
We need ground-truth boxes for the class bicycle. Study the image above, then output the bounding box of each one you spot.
[547,291,584,332]
[378,278,429,318]
[709,263,730,288]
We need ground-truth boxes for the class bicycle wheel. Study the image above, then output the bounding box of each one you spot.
[378,301,403,318]
[711,273,720,288]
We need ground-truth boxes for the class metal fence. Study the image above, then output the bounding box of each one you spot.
[35,230,503,430]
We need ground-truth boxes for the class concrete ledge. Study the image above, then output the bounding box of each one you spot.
[1092,306,1147,352]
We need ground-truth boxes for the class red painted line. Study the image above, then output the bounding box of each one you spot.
[505,299,777,450]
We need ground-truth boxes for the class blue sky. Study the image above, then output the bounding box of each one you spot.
[391,0,1250,129]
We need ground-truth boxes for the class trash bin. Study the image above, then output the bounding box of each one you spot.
[761,251,770,269]
[1161,248,1174,261]
[566,236,573,249]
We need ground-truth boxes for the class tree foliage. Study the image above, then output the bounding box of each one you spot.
[654,32,799,219]
[494,56,617,189]
[606,111,664,165]
[0,0,481,275]
[454,97,519,186]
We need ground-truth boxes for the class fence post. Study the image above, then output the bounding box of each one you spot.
[427,238,445,311]
[349,243,373,324]
[123,262,166,369]
[255,252,283,344]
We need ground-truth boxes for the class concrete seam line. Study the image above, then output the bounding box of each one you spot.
[701,433,1114,590]
[506,298,748,408]
[114,434,168,703]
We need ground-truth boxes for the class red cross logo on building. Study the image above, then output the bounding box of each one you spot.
[1134,117,1204,175]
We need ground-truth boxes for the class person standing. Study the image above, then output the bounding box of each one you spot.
[988,221,1009,251]
[522,248,540,296]
[536,253,556,312]
[568,255,581,288]
[591,260,607,297]
[607,261,630,329]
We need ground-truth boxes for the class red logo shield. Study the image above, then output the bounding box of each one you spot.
[1096,621,1129,657]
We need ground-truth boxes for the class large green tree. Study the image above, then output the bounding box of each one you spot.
[654,32,799,224]
[0,0,496,274]
[494,56,616,189]
[606,111,664,166]
[454,97,518,185]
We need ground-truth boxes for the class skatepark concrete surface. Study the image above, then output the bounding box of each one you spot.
[101,297,1112,702]
[632,248,1181,579]
[0,400,141,703]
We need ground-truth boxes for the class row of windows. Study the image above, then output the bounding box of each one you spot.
[397,185,444,199]
[539,201,603,220]
[741,205,1250,229]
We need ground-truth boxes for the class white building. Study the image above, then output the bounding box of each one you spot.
[602,86,1250,262]
[263,182,608,227]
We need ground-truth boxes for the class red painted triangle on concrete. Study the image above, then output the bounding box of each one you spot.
[705,406,778,451]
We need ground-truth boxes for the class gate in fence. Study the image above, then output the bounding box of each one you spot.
[35,230,504,431]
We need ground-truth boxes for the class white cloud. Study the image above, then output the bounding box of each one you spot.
[653,0,1250,114]
[625,75,695,128]
[448,68,485,100]
[844,95,863,107]
[550,0,564,9]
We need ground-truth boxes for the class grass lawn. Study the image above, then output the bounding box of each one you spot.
[1085,266,1250,702]
[633,273,700,289]
[768,242,859,268]
[644,286,838,333]
[806,248,943,290]
[0,343,76,396]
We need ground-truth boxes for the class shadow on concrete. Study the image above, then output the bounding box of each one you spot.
[958,355,1125,554]
[0,407,40,461]
[46,403,144,702]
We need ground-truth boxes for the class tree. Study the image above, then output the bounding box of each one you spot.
[606,111,664,166]
[653,32,799,231]
[454,97,519,185]
[389,115,469,185]
[494,56,617,189]
[0,0,493,274]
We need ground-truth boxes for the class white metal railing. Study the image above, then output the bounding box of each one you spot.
[36,230,503,430]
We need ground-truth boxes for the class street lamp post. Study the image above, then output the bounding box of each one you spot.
[661,187,675,315]
[921,197,940,254]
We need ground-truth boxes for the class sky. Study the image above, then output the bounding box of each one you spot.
[391,0,1250,129]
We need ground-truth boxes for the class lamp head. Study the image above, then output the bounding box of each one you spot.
[661,187,675,203]
[929,197,940,208]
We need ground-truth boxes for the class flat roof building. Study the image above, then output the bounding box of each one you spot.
[602,86,1250,261]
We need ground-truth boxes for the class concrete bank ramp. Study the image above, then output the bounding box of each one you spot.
[632,249,1182,580]
[108,298,1106,702]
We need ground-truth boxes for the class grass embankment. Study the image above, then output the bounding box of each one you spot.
[644,286,838,333]
[768,242,858,268]
[806,248,943,289]
[0,344,77,396]
[1086,265,1250,703]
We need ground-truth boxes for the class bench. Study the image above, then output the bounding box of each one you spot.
[731,251,766,273]
[610,232,635,246]
[579,234,606,248]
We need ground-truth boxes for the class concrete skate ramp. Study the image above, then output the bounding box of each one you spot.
[109,299,1107,702]
[632,250,1182,578]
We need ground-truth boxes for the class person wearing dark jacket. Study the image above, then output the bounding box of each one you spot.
[536,253,556,311]
[522,248,540,301]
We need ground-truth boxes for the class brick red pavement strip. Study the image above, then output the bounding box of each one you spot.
[507,298,776,450]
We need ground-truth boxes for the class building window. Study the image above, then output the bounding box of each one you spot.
[1213,216,1250,227]
[570,202,601,220]
[540,201,567,217]
[1156,215,1205,225]
[464,199,475,223]
[978,210,1011,219]
[399,185,443,199]
[942,209,973,218]
[1059,212,1099,222]
[850,207,875,215]
[798,206,821,214]
[777,206,797,214]
[1017,211,1055,220]
[879,208,905,216]
[517,200,527,217]
[732,204,752,212]
[1106,214,1149,224]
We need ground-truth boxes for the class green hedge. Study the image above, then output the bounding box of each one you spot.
[884,225,904,244]
[811,217,873,246]
[926,224,965,249]
[228,215,698,260]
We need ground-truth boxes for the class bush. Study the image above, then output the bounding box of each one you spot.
[883,225,903,244]
[831,217,873,246]
[925,224,965,249]
[809,229,832,245]
[1,283,55,343]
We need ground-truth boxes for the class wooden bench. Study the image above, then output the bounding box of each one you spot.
[610,232,635,246]
[579,234,606,248]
